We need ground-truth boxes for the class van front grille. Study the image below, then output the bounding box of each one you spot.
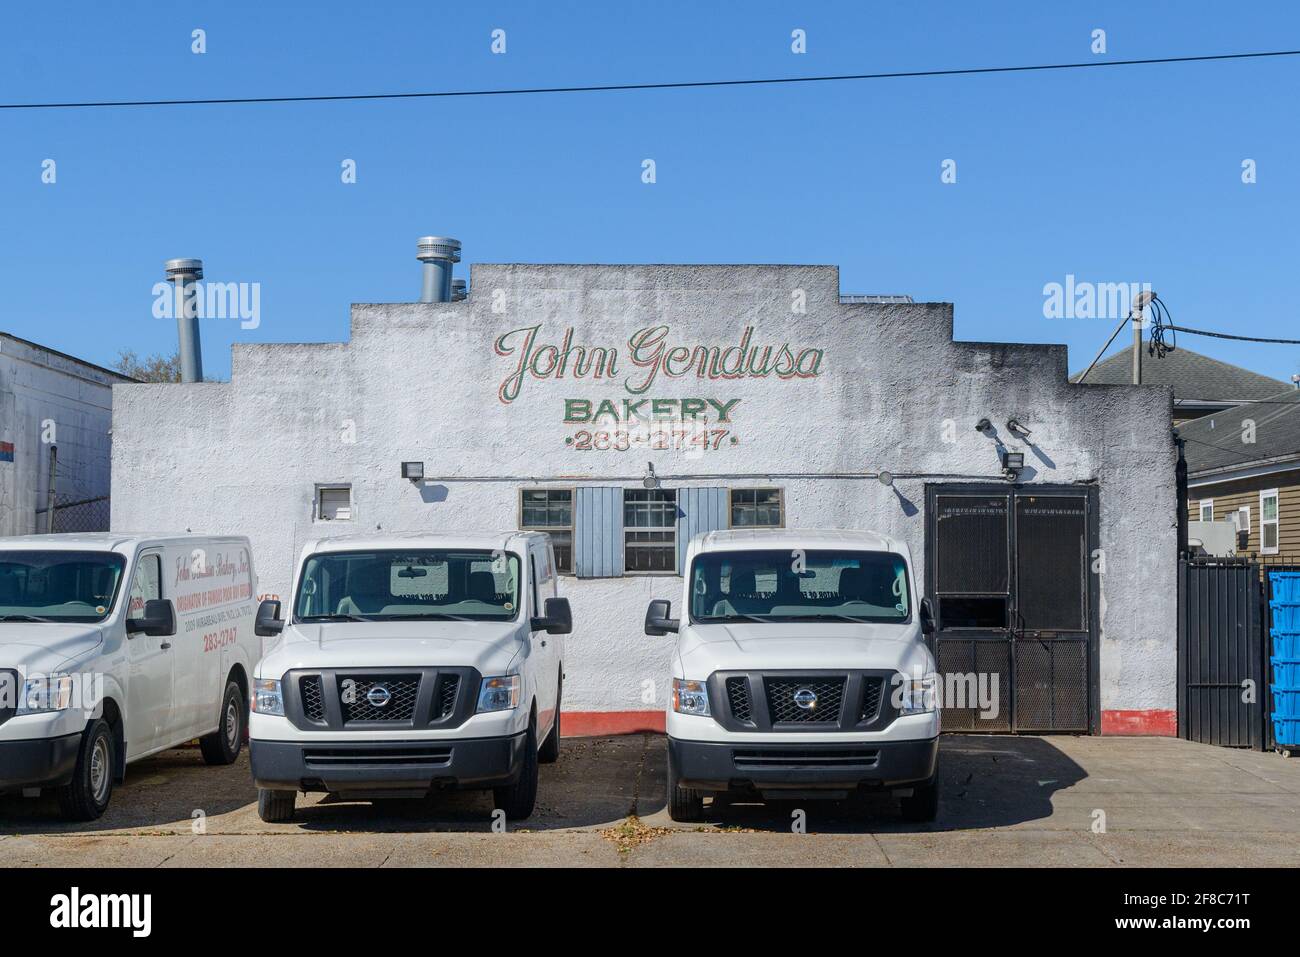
[0,670,16,727]
[436,675,460,719]
[732,749,880,771]
[303,746,452,768]
[726,677,753,722]
[340,675,421,722]
[859,678,885,722]
[764,677,845,723]
[299,676,326,723]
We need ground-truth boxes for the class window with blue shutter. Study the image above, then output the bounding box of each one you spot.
[574,487,623,578]
[677,487,728,574]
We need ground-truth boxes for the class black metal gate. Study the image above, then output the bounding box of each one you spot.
[925,484,1100,734]
[1177,558,1267,749]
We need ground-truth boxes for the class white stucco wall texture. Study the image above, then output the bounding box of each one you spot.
[110,264,1177,726]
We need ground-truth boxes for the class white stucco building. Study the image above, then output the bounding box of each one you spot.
[0,333,129,536]
[110,260,1178,736]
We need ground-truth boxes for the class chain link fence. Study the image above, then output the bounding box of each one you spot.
[34,496,111,533]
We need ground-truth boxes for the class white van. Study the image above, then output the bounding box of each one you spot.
[647,529,941,822]
[0,534,260,819]
[248,531,569,823]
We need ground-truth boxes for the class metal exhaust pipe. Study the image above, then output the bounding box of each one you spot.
[416,236,461,303]
[164,258,204,383]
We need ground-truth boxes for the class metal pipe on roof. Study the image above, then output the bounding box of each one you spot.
[416,236,461,303]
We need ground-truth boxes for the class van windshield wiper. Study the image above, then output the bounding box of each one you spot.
[297,614,374,623]
[0,614,57,623]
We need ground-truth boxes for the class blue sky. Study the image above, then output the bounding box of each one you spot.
[1,1,1297,383]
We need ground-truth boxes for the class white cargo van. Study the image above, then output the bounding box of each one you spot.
[0,534,260,819]
[647,529,941,822]
[248,531,569,823]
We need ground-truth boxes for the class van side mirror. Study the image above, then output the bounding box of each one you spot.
[126,598,176,638]
[255,599,285,637]
[919,597,936,635]
[531,597,572,635]
[645,599,679,636]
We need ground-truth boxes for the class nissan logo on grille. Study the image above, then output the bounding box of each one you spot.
[792,688,818,710]
[366,684,392,708]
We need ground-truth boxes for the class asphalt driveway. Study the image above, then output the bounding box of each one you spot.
[2,734,1298,867]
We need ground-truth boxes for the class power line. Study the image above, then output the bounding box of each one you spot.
[1166,325,1300,346]
[1,49,1297,111]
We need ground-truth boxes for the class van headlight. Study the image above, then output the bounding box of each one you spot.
[17,674,74,714]
[672,678,711,716]
[251,678,284,716]
[477,675,521,713]
[897,674,938,715]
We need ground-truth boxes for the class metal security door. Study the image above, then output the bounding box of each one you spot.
[1012,494,1091,732]
[1177,559,1266,749]
[927,484,1099,734]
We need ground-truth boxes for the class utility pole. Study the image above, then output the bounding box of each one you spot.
[44,444,57,533]
[1132,290,1156,385]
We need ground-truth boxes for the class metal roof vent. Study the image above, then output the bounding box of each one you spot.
[416,236,461,303]
[164,257,204,383]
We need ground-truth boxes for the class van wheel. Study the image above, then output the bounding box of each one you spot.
[257,788,296,823]
[538,675,561,764]
[900,776,940,823]
[56,719,114,821]
[494,721,539,820]
[667,746,703,823]
[200,681,245,766]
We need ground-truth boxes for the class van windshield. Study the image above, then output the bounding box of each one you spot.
[689,549,911,624]
[0,551,127,623]
[294,549,521,623]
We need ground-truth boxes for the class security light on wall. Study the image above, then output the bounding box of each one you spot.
[642,463,659,490]
[401,461,424,482]
[975,418,994,435]
[1006,418,1032,438]
[877,471,894,487]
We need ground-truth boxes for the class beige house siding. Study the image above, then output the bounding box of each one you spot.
[1189,468,1300,556]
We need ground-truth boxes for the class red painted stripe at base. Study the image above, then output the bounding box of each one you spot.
[564,709,1179,737]
[562,710,665,737]
[1101,709,1177,736]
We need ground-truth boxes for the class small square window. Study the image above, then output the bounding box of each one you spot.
[731,488,784,528]
[624,489,677,573]
[316,485,352,521]
[519,488,573,574]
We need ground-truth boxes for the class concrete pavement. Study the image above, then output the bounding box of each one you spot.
[2,734,1297,867]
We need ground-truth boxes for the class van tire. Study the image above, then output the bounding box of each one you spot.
[538,676,561,764]
[56,719,114,821]
[200,681,246,766]
[494,721,538,820]
[257,788,296,823]
[900,776,940,823]
[667,747,704,823]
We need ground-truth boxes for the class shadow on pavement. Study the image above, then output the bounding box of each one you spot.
[0,734,665,834]
[0,733,1081,836]
[674,735,1088,833]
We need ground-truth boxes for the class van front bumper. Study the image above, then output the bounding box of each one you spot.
[669,735,939,793]
[250,732,527,795]
[0,733,82,792]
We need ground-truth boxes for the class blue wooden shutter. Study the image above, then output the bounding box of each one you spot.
[575,487,623,578]
[677,487,729,574]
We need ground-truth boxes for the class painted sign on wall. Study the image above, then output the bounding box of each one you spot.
[493,324,825,452]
